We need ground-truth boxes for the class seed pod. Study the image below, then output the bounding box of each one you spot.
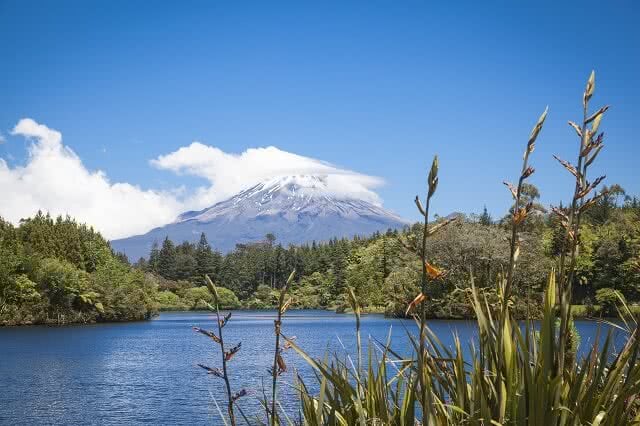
[193,326,222,344]
[575,175,606,199]
[425,261,446,280]
[405,292,426,315]
[415,196,426,217]
[232,389,247,402]
[553,155,579,179]
[286,270,296,286]
[584,71,595,106]
[521,166,535,179]
[513,207,528,225]
[427,156,439,198]
[579,190,609,214]
[276,353,287,373]
[585,144,604,167]
[585,105,609,124]
[225,342,242,361]
[528,107,548,148]
[205,275,219,302]
[280,297,293,315]
[347,286,360,317]
[551,207,569,222]
[197,363,224,378]
[581,132,603,158]
[219,312,232,328]
[503,181,517,200]
[568,121,582,138]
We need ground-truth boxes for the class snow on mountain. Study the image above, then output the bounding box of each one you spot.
[110,175,408,260]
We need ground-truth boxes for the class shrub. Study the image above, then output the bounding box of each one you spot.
[595,287,625,316]
[156,290,188,311]
[183,286,240,310]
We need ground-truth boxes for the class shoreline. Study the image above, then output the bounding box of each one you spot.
[4,304,634,327]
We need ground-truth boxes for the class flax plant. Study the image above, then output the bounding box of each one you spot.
[194,275,245,426]
[285,73,640,425]
[554,71,610,380]
[266,270,296,426]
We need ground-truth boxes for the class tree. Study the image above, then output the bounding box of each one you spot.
[36,257,90,319]
[196,233,218,280]
[158,237,177,279]
[584,184,626,224]
[293,271,335,308]
[479,206,493,225]
[346,241,386,307]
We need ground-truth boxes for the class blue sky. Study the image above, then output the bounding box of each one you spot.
[1,1,638,238]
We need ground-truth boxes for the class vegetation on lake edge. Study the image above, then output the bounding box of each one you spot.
[195,72,640,425]
[147,189,639,319]
[0,213,158,325]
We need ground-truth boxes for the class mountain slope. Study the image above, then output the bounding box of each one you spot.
[111,175,408,260]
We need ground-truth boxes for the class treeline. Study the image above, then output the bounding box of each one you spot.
[0,212,158,325]
[135,231,375,310]
[2,185,637,323]
[136,184,639,318]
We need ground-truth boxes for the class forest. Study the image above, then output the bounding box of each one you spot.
[137,183,639,318]
[1,183,638,326]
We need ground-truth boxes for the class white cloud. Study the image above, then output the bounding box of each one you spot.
[1,119,183,240]
[0,132,5,143]
[0,118,386,240]
[151,143,384,207]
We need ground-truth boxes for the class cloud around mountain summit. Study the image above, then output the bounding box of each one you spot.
[0,118,386,239]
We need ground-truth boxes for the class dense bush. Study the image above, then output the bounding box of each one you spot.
[0,212,158,325]
[595,287,625,316]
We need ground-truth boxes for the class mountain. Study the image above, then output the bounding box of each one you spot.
[110,175,409,260]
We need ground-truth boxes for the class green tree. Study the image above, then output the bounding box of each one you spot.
[479,206,493,225]
[158,237,177,279]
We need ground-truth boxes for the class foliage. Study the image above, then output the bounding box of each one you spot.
[0,212,158,325]
[595,287,625,316]
[156,290,188,311]
[138,184,637,316]
[182,285,241,310]
[285,72,640,425]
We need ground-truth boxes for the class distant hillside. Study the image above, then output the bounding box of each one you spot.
[111,175,408,260]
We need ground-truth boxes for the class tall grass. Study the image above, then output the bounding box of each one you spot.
[285,72,640,425]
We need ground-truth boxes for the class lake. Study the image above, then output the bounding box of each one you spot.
[0,311,628,425]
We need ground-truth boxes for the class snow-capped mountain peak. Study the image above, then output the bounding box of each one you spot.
[111,174,408,259]
[176,175,403,224]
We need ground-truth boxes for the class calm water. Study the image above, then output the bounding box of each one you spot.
[0,311,628,425]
